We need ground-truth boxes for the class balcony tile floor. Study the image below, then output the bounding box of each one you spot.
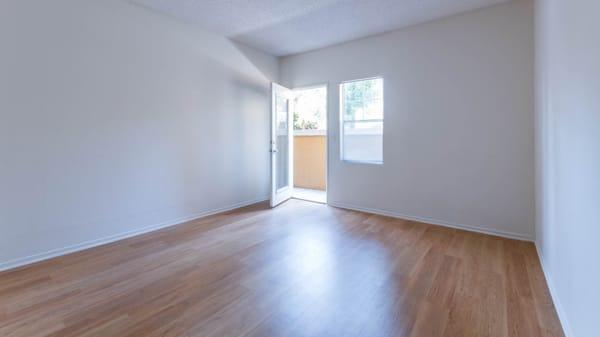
[293,187,326,204]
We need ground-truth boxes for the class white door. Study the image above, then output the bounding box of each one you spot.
[270,83,294,207]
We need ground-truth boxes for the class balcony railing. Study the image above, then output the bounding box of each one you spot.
[294,130,326,191]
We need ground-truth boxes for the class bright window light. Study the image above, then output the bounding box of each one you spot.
[340,77,383,164]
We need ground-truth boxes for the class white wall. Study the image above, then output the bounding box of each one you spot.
[0,0,277,270]
[281,0,535,239]
[536,1,600,336]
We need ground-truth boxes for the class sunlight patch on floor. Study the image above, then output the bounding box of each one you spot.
[293,187,326,204]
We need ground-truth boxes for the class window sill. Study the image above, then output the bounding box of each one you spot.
[341,159,383,165]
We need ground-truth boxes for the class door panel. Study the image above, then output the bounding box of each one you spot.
[271,83,293,207]
[276,95,289,191]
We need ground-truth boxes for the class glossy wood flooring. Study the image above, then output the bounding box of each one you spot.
[0,200,564,337]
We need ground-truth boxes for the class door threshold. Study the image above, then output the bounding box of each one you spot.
[292,188,327,204]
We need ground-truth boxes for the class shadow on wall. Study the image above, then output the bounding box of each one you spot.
[232,41,280,83]
[129,0,279,83]
[0,0,280,268]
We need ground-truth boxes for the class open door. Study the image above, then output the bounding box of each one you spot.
[270,83,294,207]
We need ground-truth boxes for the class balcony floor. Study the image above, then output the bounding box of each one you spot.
[293,187,326,204]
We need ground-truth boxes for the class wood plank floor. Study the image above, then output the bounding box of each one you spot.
[0,200,564,337]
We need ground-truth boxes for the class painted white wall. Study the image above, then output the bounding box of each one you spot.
[536,1,600,336]
[281,0,535,239]
[0,0,277,269]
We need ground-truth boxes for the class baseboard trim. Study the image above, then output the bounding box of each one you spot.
[0,196,269,273]
[328,202,534,242]
[535,243,573,337]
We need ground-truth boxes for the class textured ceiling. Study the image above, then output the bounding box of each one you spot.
[131,0,512,56]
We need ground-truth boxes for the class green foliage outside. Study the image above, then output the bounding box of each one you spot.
[294,111,319,130]
[343,79,382,121]
[293,87,326,130]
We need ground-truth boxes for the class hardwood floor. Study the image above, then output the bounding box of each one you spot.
[0,199,564,337]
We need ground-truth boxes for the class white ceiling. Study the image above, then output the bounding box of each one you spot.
[131,0,512,56]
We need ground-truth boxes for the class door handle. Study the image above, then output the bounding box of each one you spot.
[270,149,278,153]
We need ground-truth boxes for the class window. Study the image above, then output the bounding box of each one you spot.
[340,77,383,164]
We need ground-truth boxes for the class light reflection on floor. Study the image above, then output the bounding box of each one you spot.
[268,213,397,335]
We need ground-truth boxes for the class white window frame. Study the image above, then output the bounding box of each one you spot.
[339,76,384,165]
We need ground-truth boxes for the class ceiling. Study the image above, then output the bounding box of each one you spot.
[131,0,512,56]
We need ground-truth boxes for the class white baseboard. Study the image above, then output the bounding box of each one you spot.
[0,197,269,273]
[328,202,534,242]
[535,243,574,337]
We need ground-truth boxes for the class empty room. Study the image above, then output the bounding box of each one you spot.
[1,0,597,336]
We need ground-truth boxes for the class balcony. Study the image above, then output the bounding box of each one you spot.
[293,130,326,203]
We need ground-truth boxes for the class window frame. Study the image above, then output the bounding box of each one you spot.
[339,76,384,165]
